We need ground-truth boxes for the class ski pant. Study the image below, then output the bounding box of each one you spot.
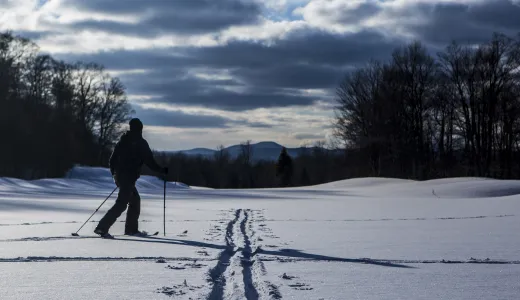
[96,179,141,234]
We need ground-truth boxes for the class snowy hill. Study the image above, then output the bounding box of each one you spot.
[0,165,192,193]
[310,176,520,198]
[1,167,519,299]
[166,141,341,162]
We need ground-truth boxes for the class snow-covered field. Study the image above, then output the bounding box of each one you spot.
[1,166,519,299]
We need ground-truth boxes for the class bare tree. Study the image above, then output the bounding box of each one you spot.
[239,140,254,166]
[73,62,104,131]
[96,75,132,163]
[333,33,520,180]
[0,31,133,179]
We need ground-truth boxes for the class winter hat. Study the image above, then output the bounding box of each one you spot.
[129,118,143,132]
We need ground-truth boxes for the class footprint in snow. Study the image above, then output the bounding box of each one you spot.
[281,273,297,280]
[289,283,313,290]
[157,281,203,297]
[166,265,186,270]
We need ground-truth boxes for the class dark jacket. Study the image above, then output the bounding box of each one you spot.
[109,131,162,180]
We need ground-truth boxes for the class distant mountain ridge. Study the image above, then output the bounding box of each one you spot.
[163,141,340,162]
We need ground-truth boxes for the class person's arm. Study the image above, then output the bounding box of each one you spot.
[142,140,164,174]
[109,141,122,175]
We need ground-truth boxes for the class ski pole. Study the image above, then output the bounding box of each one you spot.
[71,186,118,236]
[163,177,167,236]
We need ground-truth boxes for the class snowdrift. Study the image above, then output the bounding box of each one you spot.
[2,166,520,199]
[0,165,191,193]
[310,176,520,198]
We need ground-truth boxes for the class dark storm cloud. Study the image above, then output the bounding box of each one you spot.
[49,1,520,113]
[119,71,311,111]
[119,70,242,98]
[407,0,520,45]
[334,2,382,24]
[234,63,345,89]
[247,122,273,128]
[132,106,230,128]
[66,0,262,35]
[61,29,401,70]
[58,50,187,71]
[56,29,402,111]
[12,30,51,40]
[192,29,402,69]
[469,0,520,29]
[132,105,272,128]
[232,120,273,128]
[294,133,324,140]
[156,87,317,111]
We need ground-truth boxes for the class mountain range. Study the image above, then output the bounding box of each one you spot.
[164,141,341,162]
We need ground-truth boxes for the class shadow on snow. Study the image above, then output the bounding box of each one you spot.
[116,236,414,269]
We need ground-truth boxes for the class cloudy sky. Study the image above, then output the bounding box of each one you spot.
[1,0,520,150]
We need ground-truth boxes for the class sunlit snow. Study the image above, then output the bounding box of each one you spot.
[1,166,519,299]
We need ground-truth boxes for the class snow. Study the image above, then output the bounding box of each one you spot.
[0,166,519,299]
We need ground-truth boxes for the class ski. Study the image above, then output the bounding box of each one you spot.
[141,231,159,237]
[98,233,115,239]
[73,231,159,239]
[123,231,159,237]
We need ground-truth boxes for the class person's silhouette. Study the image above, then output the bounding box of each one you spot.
[95,118,167,237]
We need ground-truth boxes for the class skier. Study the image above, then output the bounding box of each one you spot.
[94,118,168,238]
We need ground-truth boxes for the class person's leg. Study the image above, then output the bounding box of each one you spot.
[125,186,141,234]
[95,182,133,233]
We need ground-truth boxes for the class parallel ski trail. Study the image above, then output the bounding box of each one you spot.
[247,210,282,299]
[206,209,278,300]
[240,210,260,300]
[207,209,242,300]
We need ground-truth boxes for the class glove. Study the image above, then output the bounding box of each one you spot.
[162,167,169,175]
[113,173,120,187]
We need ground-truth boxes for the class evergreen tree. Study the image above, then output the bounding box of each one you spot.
[300,167,311,186]
[276,147,294,187]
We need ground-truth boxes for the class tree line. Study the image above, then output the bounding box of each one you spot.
[0,30,346,187]
[333,32,520,180]
[143,141,346,188]
[0,31,132,179]
[5,29,520,185]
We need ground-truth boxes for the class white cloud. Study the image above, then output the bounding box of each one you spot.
[132,102,334,150]
[2,0,516,150]
[220,18,308,44]
[293,0,382,33]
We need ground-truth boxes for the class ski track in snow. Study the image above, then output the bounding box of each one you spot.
[259,257,520,265]
[0,256,212,262]
[239,209,260,300]
[4,167,520,299]
[207,209,241,300]
[0,219,225,227]
[0,236,100,242]
[248,210,283,299]
[204,209,282,300]
[1,210,519,300]
[0,235,160,242]
[0,214,513,228]
[260,214,516,222]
